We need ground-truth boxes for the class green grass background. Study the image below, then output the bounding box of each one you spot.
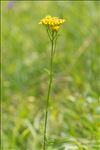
[1,1,100,150]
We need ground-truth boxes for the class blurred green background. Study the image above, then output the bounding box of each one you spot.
[1,1,100,150]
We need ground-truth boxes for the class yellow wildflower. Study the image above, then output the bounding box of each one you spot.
[39,15,65,31]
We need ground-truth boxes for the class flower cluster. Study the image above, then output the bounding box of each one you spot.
[39,16,65,31]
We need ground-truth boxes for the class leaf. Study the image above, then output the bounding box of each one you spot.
[43,68,50,75]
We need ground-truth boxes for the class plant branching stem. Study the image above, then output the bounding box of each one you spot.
[43,33,54,150]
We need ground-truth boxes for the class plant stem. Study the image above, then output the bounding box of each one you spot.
[43,35,54,150]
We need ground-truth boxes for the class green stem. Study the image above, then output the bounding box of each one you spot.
[43,35,54,150]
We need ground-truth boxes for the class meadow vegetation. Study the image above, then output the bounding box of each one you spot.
[1,1,100,150]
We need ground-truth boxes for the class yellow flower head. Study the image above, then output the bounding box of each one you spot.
[39,15,65,31]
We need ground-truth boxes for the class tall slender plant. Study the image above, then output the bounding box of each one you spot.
[39,16,65,150]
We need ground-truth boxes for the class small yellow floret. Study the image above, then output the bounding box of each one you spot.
[51,26,60,31]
